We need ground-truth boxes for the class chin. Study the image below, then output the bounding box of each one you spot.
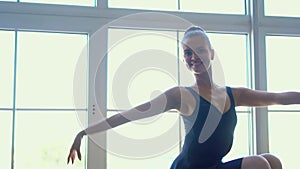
[187,66,207,75]
[191,69,206,75]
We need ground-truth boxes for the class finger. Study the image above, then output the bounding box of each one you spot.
[77,150,82,161]
[72,156,74,164]
[67,152,73,164]
[67,155,72,164]
[68,150,75,164]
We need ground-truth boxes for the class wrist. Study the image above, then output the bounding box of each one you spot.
[78,130,86,138]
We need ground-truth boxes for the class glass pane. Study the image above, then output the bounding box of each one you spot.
[109,0,177,11]
[208,33,248,87]
[16,32,88,108]
[180,0,245,14]
[223,113,250,161]
[20,0,95,6]
[107,111,180,169]
[107,29,178,109]
[14,111,87,169]
[266,36,300,110]
[0,111,12,169]
[0,0,16,2]
[0,31,15,108]
[265,0,300,17]
[269,112,300,169]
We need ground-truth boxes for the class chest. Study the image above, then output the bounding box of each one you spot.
[180,87,231,116]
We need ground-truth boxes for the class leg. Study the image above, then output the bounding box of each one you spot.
[260,153,282,169]
[241,155,271,169]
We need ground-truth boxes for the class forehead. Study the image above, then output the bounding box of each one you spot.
[182,35,208,49]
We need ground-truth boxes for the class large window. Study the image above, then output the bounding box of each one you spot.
[266,36,300,169]
[0,31,88,169]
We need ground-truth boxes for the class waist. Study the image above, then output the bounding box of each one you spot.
[176,152,222,169]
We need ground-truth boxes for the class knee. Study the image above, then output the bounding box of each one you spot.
[260,153,282,169]
[242,155,271,169]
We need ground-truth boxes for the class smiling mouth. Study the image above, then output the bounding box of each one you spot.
[191,61,203,66]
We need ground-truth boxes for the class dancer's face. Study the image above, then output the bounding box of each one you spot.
[182,35,214,75]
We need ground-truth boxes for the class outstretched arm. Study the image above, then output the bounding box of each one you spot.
[233,87,300,107]
[67,87,180,164]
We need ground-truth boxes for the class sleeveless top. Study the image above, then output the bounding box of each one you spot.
[170,86,237,169]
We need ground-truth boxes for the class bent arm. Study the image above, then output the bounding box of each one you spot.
[81,87,180,136]
[233,87,300,107]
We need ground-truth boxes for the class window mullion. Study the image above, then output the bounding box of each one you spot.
[10,31,18,169]
[87,28,108,169]
[249,0,269,155]
[97,0,108,9]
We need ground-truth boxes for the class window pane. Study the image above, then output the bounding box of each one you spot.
[265,0,300,17]
[107,29,178,109]
[16,32,88,108]
[208,33,248,87]
[107,111,180,169]
[0,111,12,169]
[20,0,95,6]
[223,113,250,161]
[266,36,300,110]
[0,0,16,2]
[269,112,300,169]
[180,0,245,14]
[15,111,87,169]
[109,0,177,11]
[0,31,15,108]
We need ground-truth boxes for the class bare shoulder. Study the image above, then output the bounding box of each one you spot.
[163,86,196,115]
[230,86,246,96]
[228,87,251,106]
[164,86,193,96]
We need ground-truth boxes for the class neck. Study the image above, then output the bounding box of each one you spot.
[193,68,215,89]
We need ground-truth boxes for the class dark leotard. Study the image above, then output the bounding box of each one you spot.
[170,86,243,169]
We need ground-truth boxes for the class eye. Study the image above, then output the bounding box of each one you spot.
[184,50,193,57]
[196,48,207,54]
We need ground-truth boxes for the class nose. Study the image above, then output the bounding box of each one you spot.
[190,52,201,61]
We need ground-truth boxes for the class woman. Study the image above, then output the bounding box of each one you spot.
[67,26,300,169]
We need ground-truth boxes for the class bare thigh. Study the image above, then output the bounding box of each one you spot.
[260,153,282,169]
[241,155,271,169]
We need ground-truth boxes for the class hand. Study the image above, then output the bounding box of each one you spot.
[67,131,85,164]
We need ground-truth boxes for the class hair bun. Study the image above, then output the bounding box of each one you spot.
[184,26,205,35]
